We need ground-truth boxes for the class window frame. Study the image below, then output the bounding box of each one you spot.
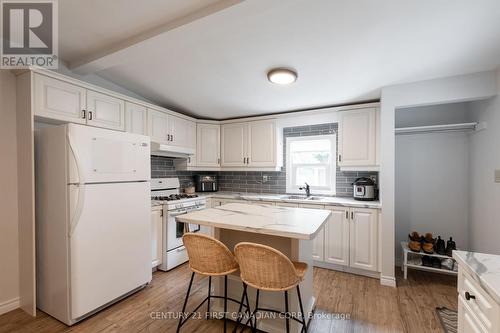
[285,134,337,195]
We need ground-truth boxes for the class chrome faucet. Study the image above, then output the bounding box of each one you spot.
[299,183,311,197]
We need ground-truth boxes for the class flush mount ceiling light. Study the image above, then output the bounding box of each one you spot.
[267,68,297,85]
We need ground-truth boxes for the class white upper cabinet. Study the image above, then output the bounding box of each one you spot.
[34,74,87,124]
[125,102,147,135]
[324,207,349,266]
[247,120,277,167]
[349,208,378,272]
[169,115,196,149]
[338,108,377,167]
[221,119,279,169]
[147,109,169,143]
[221,122,247,167]
[86,90,125,131]
[197,124,220,167]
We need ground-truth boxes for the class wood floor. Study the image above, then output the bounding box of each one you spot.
[0,265,457,333]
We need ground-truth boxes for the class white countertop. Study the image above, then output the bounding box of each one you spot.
[198,191,381,209]
[176,203,331,240]
[453,250,500,304]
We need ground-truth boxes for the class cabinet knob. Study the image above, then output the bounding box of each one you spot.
[82,110,86,119]
[465,292,476,301]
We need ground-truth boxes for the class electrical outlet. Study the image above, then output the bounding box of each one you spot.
[495,170,500,183]
[369,175,378,184]
[262,175,269,183]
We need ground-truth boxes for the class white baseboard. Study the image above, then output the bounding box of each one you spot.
[380,275,397,288]
[313,261,381,279]
[0,297,20,315]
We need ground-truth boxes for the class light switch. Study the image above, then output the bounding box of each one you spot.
[495,170,500,183]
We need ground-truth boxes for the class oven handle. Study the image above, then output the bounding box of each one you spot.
[169,206,205,217]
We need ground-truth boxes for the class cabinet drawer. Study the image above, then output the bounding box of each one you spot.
[458,268,500,332]
[459,296,488,333]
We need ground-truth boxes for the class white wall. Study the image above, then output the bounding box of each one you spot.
[468,70,500,254]
[0,70,20,314]
[395,131,470,262]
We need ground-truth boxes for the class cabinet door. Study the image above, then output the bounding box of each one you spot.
[147,109,169,143]
[125,102,147,135]
[34,74,87,124]
[338,108,376,166]
[197,124,220,167]
[324,207,349,266]
[458,296,488,333]
[247,120,276,167]
[169,115,196,149]
[221,123,247,167]
[300,204,325,262]
[349,208,378,271]
[151,209,163,268]
[86,90,125,131]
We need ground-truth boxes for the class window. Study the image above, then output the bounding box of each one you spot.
[286,135,336,195]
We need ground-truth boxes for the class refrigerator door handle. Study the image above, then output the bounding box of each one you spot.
[68,133,86,236]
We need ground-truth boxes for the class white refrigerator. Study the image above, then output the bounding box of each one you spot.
[35,123,152,325]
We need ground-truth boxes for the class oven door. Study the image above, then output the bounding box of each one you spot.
[165,207,203,251]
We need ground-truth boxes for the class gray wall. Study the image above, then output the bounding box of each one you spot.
[152,123,377,197]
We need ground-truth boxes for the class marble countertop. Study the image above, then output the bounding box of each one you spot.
[453,250,500,304]
[197,191,381,209]
[176,203,331,240]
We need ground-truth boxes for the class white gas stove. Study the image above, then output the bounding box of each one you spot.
[151,178,207,271]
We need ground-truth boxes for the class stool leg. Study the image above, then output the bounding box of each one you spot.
[224,275,228,332]
[177,271,195,333]
[284,291,290,333]
[296,285,307,333]
[206,276,212,319]
[252,289,260,333]
[233,283,247,331]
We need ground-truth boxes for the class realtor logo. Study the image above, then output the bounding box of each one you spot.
[1,0,58,69]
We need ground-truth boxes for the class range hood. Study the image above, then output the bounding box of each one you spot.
[150,142,195,158]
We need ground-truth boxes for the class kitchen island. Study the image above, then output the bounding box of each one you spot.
[176,203,331,333]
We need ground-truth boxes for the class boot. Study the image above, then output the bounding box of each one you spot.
[435,236,446,255]
[422,233,435,254]
[446,237,456,257]
[408,232,422,252]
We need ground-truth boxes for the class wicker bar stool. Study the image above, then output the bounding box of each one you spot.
[234,242,309,333]
[177,233,252,333]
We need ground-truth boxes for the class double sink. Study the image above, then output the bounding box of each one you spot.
[279,195,324,201]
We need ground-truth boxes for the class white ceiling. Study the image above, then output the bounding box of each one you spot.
[60,0,500,120]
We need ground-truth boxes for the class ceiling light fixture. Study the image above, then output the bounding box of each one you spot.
[267,68,297,85]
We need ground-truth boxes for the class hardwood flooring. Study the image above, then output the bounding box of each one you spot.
[0,265,457,333]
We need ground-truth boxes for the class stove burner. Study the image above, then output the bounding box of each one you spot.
[152,193,199,201]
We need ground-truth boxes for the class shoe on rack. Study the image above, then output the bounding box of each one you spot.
[435,236,446,255]
[422,233,435,254]
[409,231,422,242]
[446,237,457,257]
[422,256,432,267]
[441,258,454,270]
[409,241,422,252]
[431,257,442,269]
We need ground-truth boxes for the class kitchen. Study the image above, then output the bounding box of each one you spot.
[1,1,500,333]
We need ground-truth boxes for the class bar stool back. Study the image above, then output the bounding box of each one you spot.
[234,242,308,333]
[178,233,247,333]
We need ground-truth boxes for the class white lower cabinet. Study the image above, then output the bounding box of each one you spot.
[457,268,500,332]
[324,207,350,266]
[349,208,378,271]
[302,204,379,273]
[300,204,325,262]
[151,208,163,268]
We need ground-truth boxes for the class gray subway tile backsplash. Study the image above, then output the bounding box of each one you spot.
[151,123,377,197]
